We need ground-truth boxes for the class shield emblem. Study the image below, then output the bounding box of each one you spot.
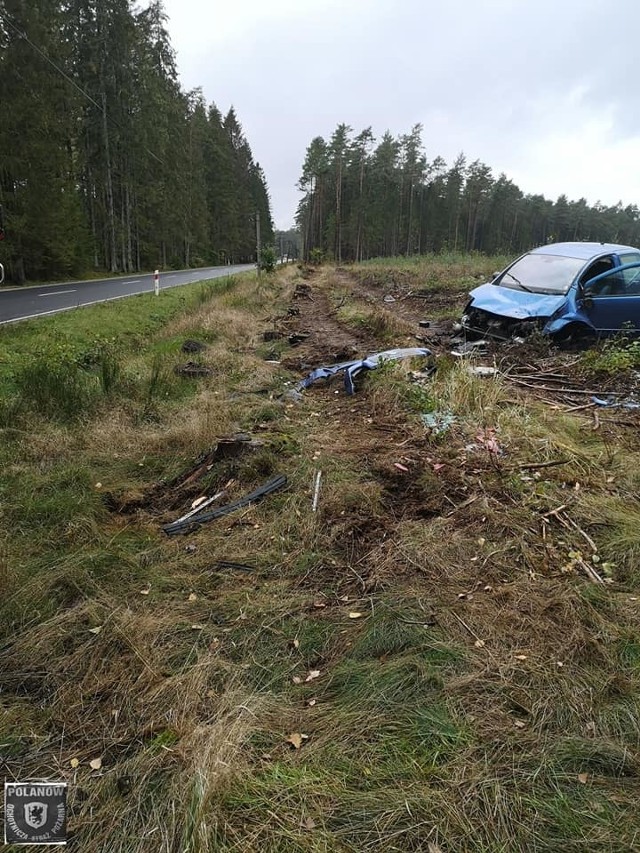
[24,801,48,829]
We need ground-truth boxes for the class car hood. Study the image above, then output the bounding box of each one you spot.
[468,283,568,320]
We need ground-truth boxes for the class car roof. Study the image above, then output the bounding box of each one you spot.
[530,242,640,260]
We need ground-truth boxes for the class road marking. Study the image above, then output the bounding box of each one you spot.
[0,268,252,324]
[124,279,141,284]
[39,289,76,297]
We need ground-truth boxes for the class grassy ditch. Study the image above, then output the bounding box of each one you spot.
[1,259,640,851]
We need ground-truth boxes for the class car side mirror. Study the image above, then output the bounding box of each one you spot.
[581,286,594,309]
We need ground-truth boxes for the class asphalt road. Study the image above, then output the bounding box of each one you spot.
[0,264,256,324]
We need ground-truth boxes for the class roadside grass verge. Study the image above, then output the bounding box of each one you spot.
[1,259,640,850]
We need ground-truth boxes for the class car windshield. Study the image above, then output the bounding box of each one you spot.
[497,253,585,295]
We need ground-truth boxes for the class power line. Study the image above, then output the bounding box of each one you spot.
[1,11,164,166]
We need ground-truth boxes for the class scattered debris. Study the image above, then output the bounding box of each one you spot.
[169,491,226,526]
[297,347,432,396]
[468,365,499,377]
[591,395,640,410]
[293,283,312,299]
[312,470,322,512]
[174,362,212,377]
[288,332,311,346]
[181,339,207,353]
[421,412,457,435]
[213,561,255,572]
[451,340,489,357]
[263,329,283,341]
[163,474,287,536]
[383,294,396,303]
[418,320,430,328]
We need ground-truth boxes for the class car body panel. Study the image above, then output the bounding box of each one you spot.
[462,243,640,339]
[466,282,568,320]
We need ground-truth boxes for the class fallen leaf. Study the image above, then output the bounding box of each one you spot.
[70,758,79,769]
[477,537,486,546]
[293,638,300,649]
[191,624,205,630]
[89,757,102,770]
[94,482,102,489]
[514,720,526,729]
[474,639,485,648]
[89,626,102,635]
[393,462,409,473]
[292,676,302,685]
[348,612,363,619]
[307,698,317,707]
[577,772,588,784]
[188,593,198,602]
[191,496,208,510]
[140,588,150,596]
[305,670,321,683]
[286,732,308,749]
[313,601,326,609]
[514,654,528,661]
[302,816,316,830]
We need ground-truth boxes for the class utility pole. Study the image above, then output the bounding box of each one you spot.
[256,210,261,276]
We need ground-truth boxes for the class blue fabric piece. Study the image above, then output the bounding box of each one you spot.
[297,347,432,395]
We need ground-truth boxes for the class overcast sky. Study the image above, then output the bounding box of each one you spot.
[160,0,640,230]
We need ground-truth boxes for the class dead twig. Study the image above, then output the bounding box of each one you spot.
[513,459,571,471]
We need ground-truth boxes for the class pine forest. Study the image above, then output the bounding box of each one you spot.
[0,0,274,283]
[297,123,640,262]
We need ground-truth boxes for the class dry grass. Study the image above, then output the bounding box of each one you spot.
[1,261,640,851]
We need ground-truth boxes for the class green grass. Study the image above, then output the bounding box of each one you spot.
[2,258,640,851]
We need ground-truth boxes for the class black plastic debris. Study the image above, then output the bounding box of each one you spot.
[182,339,207,353]
[174,362,212,377]
[213,561,255,572]
[163,474,287,536]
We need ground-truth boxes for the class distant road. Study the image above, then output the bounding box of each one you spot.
[0,264,255,324]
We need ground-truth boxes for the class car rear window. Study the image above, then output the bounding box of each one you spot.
[497,253,585,295]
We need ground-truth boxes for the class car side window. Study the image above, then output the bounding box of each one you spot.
[619,253,640,294]
[581,256,622,296]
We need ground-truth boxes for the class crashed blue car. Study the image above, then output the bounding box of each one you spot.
[461,242,640,341]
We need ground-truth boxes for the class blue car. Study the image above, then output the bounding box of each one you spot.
[461,242,640,341]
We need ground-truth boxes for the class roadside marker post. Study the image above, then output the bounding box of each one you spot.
[154,269,160,296]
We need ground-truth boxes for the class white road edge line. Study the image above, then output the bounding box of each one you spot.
[0,270,246,325]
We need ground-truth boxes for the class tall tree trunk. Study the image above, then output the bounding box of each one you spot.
[101,93,117,272]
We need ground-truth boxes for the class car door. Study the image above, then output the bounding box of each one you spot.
[581,255,640,335]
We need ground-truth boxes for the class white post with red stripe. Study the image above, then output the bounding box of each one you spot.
[154,269,160,296]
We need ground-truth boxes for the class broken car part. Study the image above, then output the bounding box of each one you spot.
[163,474,287,536]
[297,347,432,396]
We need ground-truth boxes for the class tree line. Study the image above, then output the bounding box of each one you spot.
[0,0,273,284]
[297,123,640,262]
